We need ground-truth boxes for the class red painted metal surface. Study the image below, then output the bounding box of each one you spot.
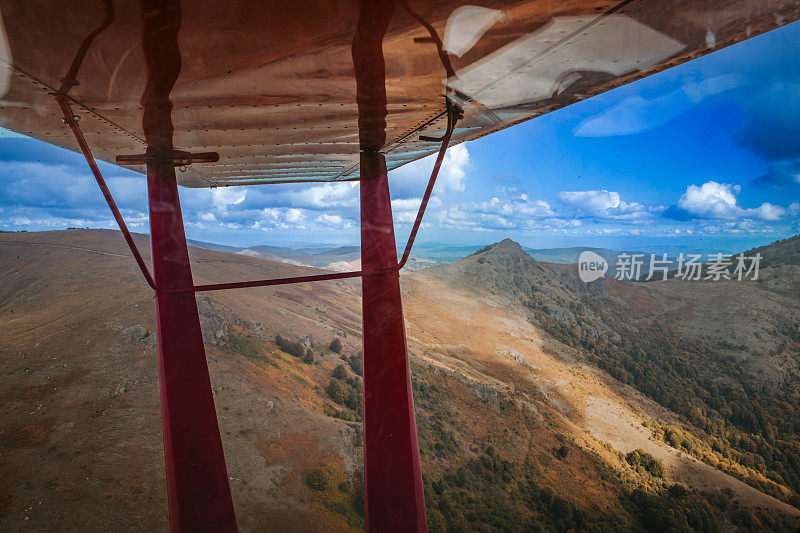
[360,152,427,532]
[354,0,427,530]
[148,160,237,532]
[140,1,236,530]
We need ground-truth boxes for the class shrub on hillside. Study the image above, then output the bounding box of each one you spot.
[327,379,347,404]
[329,338,343,353]
[306,468,328,491]
[626,449,666,478]
[332,364,348,380]
[275,335,306,358]
[348,352,363,376]
[555,445,569,460]
[326,370,363,416]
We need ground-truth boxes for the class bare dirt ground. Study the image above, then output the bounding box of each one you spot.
[2,229,797,531]
[0,230,364,532]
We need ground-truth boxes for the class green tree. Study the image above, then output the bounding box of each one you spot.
[428,509,447,533]
[349,352,363,376]
[626,449,665,478]
[332,364,347,380]
[327,379,347,404]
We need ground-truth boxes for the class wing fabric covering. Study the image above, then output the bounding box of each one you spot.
[0,0,796,187]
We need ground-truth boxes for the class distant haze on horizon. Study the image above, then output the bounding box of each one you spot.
[51,228,797,261]
[6,228,792,260]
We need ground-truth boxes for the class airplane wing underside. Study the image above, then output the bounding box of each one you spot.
[0,0,797,187]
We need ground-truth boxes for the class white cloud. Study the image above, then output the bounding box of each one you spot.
[474,196,555,218]
[316,213,340,225]
[315,213,353,228]
[559,190,621,212]
[211,187,247,215]
[389,144,469,198]
[284,208,304,223]
[391,196,443,224]
[176,180,361,233]
[677,182,739,218]
[557,189,649,220]
[437,187,575,232]
[255,207,307,230]
[752,202,786,221]
[282,182,358,209]
[675,181,792,221]
[437,204,582,232]
[439,144,469,193]
[392,198,424,212]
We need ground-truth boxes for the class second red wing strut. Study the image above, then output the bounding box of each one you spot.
[353,0,428,530]
[360,153,427,532]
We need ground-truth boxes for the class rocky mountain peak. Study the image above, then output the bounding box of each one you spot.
[469,238,529,259]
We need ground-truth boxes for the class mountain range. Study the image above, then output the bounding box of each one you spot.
[1,229,798,531]
[187,239,437,272]
[186,238,674,276]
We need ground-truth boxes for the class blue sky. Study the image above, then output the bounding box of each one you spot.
[1,21,799,254]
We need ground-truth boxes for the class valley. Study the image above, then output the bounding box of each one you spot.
[0,229,798,531]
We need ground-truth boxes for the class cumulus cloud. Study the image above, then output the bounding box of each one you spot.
[254,207,307,230]
[752,203,788,221]
[439,144,469,193]
[667,181,794,221]
[210,187,247,215]
[557,189,651,221]
[391,196,443,224]
[315,213,352,228]
[676,182,740,219]
[0,160,149,230]
[279,182,358,209]
[179,181,360,232]
[559,190,620,213]
[389,144,469,198]
[474,195,554,218]
[438,204,580,232]
[437,187,576,232]
[0,158,362,234]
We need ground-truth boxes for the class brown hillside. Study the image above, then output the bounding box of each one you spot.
[1,230,798,531]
